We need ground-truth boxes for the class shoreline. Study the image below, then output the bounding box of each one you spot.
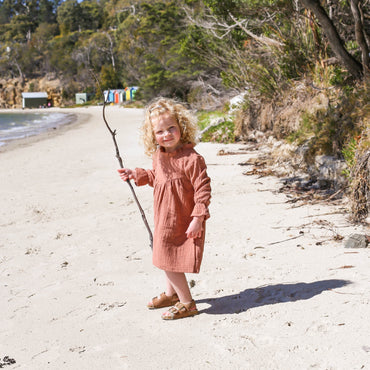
[0,105,143,153]
[0,107,93,153]
[0,105,369,369]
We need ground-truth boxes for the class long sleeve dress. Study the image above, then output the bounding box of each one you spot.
[135,143,211,273]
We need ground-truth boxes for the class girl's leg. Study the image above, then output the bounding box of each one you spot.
[165,274,177,297]
[165,271,192,303]
[147,274,179,308]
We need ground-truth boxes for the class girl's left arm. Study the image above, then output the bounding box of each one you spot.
[185,154,211,239]
[185,215,205,239]
[187,155,212,220]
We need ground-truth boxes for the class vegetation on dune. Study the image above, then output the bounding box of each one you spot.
[0,0,369,220]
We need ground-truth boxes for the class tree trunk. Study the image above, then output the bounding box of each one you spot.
[104,32,116,71]
[13,60,25,86]
[299,0,363,79]
[349,0,370,77]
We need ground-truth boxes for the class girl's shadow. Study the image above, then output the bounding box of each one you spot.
[197,279,351,315]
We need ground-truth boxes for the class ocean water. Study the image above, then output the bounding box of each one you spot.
[0,111,76,147]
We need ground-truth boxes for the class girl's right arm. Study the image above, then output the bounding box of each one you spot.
[118,152,156,186]
[117,168,137,182]
[118,167,155,187]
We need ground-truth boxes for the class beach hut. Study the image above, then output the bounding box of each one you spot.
[124,87,138,101]
[114,90,120,104]
[103,89,129,104]
[131,87,138,101]
[103,90,115,103]
[119,90,126,103]
[22,92,48,109]
[112,89,127,103]
[125,88,131,101]
[75,93,93,105]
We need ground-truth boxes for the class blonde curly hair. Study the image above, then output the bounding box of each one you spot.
[141,97,199,156]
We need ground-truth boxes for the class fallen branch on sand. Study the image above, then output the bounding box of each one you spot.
[217,148,254,156]
[243,168,275,177]
[267,234,304,245]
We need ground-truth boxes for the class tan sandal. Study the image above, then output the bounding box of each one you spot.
[147,292,179,309]
[161,300,199,320]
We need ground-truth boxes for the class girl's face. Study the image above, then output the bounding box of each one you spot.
[151,112,181,153]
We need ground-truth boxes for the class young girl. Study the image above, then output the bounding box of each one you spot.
[118,98,211,320]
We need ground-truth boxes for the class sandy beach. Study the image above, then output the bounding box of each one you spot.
[0,105,369,369]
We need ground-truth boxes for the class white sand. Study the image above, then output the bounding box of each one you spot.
[0,106,369,369]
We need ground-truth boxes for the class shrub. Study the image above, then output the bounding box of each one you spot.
[197,111,235,143]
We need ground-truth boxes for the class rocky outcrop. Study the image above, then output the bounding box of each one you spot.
[0,75,63,108]
[0,79,21,108]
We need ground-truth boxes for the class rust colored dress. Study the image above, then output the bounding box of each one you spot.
[135,144,211,273]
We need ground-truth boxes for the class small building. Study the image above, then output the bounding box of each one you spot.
[22,92,48,109]
[75,93,93,105]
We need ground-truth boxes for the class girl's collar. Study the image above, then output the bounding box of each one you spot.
[159,142,194,155]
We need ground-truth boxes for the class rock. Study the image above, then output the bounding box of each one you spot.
[344,234,369,249]
[229,93,246,112]
[308,155,347,190]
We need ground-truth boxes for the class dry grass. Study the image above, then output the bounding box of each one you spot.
[231,78,369,222]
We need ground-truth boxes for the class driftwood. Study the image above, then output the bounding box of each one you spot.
[267,234,304,246]
[243,168,275,177]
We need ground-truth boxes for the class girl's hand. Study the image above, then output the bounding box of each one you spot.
[185,216,204,239]
[117,168,137,182]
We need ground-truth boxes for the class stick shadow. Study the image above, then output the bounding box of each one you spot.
[197,279,351,315]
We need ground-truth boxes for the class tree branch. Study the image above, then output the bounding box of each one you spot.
[183,5,283,48]
[349,0,370,77]
[299,0,363,79]
[228,13,283,48]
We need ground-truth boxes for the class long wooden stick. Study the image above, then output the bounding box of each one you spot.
[90,69,153,249]
[102,91,153,249]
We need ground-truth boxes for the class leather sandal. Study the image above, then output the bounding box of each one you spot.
[161,300,199,320]
[147,292,179,309]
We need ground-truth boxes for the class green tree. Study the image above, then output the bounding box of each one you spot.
[100,64,121,90]
[56,0,80,34]
[38,0,60,24]
[115,1,207,100]
[79,1,103,30]
[0,0,60,41]
[47,31,79,76]
[57,0,103,34]
[0,0,15,24]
